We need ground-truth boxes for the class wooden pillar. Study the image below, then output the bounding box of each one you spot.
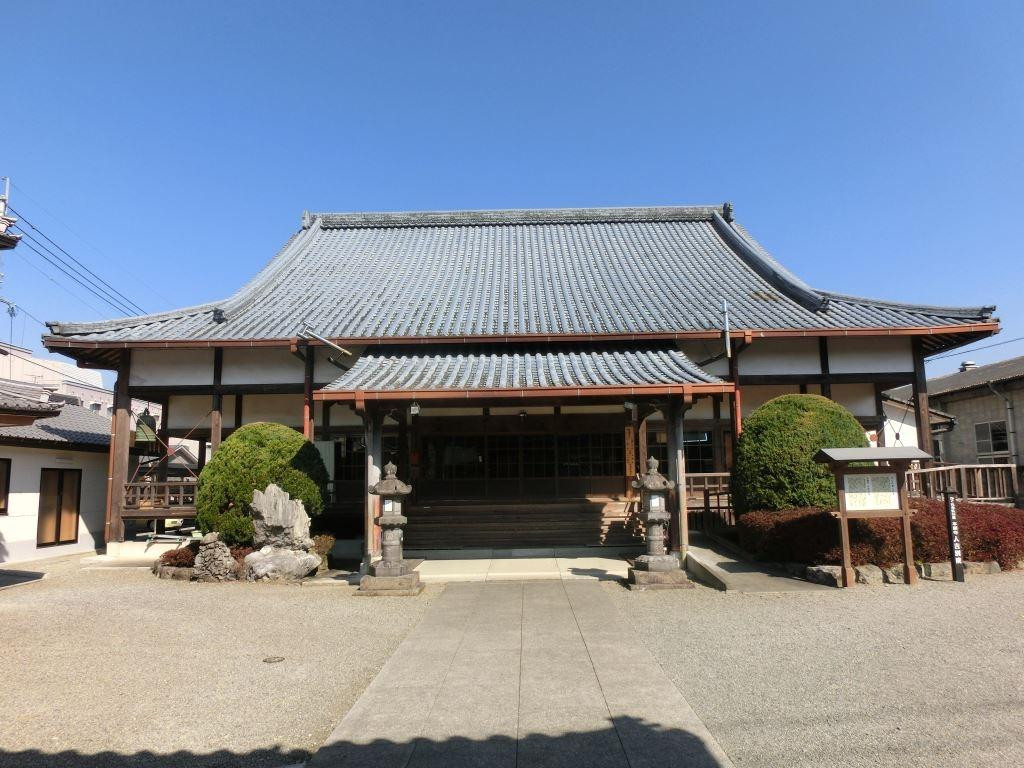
[624,408,637,498]
[819,338,832,399]
[210,348,223,454]
[638,418,649,470]
[362,408,384,570]
[302,345,315,440]
[912,339,934,463]
[728,345,743,436]
[668,394,692,554]
[105,350,132,544]
[234,393,244,434]
[157,397,171,482]
[712,395,725,472]
[197,439,207,472]
[397,406,409,480]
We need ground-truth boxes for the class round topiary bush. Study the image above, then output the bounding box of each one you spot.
[731,394,868,515]
[195,422,329,546]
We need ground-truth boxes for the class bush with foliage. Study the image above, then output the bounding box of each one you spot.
[731,394,868,516]
[737,500,1024,569]
[159,543,198,568]
[195,422,329,546]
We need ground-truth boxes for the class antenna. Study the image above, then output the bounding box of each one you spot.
[722,298,731,358]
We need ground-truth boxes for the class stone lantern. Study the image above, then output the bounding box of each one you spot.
[628,456,692,591]
[359,462,423,595]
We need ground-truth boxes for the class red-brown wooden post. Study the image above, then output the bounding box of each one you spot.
[303,344,315,440]
[911,338,934,464]
[106,350,132,544]
[210,348,223,454]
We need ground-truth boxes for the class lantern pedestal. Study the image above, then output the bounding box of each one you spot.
[627,458,693,591]
[357,462,424,596]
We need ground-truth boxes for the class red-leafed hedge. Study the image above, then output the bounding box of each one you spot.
[737,500,1024,569]
[159,543,198,568]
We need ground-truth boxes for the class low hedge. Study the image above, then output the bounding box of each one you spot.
[738,499,1024,569]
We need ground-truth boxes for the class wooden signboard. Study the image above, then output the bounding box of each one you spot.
[815,447,932,588]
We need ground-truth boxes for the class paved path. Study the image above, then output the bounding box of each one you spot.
[309,581,733,767]
[686,536,829,593]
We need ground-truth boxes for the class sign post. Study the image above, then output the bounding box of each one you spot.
[940,490,966,583]
[814,447,932,588]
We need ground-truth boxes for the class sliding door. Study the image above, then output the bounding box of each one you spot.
[36,469,81,547]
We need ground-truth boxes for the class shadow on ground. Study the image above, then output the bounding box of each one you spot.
[0,717,727,768]
[0,568,45,589]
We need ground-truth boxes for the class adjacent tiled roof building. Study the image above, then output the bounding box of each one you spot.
[0,402,111,450]
[44,205,997,364]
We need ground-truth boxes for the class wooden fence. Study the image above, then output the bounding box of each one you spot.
[684,472,734,532]
[122,480,198,519]
[906,464,1020,505]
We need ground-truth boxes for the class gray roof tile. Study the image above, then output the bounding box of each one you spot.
[322,344,723,392]
[46,205,995,345]
[0,403,111,447]
[889,354,1024,400]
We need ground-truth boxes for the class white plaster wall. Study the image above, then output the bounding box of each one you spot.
[0,446,107,564]
[882,401,921,448]
[742,385,801,412]
[738,339,821,375]
[328,405,363,427]
[420,407,484,417]
[242,394,304,427]
[832,383,878,417]
[221,348,304,385]
[314,346,367,385]
[129,349,215,386]
[828,337,913,374]
[491,406,555,415]
[168,395,238,430]
[675,341,729,376]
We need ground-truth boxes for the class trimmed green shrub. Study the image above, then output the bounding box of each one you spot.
[195,422,329,546]
[731,394,868,515]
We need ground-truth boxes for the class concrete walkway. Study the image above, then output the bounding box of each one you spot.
[309,581,733,767]
[411,548,632,583]
[685,535,830,593]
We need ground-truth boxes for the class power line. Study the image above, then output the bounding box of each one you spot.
[929,335,1024,362]
[9,181,174,304]
[0,297,45,327]
[10,206,147,314]
[8,246,108,316]
[13,235,135,316]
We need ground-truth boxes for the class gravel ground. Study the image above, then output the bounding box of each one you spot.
[0,556,438,768]
[606,573,1024,767]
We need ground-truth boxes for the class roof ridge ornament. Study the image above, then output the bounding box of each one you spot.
[722,201,734,222]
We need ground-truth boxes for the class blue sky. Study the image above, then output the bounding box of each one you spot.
[4,0,1022,379]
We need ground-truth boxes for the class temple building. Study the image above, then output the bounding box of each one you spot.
[42,204,998,564]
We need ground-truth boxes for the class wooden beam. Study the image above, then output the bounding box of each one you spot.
[106,350,132,544]
[362,408,384,571]
[819,337,832,399]
[210,348,223,454]
[303,345,315,440]
[912,338,934,463]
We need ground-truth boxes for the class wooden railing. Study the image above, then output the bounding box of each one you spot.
[906,464,1020,504]
[684,472,734,531]
[122,480,198,517]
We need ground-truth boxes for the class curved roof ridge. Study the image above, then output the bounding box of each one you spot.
[819,290,996,320]
[47,224,319,336]
[311,204,727,229]
[710,213,827,312]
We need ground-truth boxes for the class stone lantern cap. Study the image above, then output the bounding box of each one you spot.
[631,456,675,492]
[369,461,412,497]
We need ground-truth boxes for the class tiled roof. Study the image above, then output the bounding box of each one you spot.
[45,205,995,347]
[0,383,62,417]
[320,344,724,393]
[890,355,1024,401]
[0,403,111,448]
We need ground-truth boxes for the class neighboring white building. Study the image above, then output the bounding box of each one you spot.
[0,397,110,564]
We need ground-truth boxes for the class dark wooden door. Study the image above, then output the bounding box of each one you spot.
[37,469,81,547]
